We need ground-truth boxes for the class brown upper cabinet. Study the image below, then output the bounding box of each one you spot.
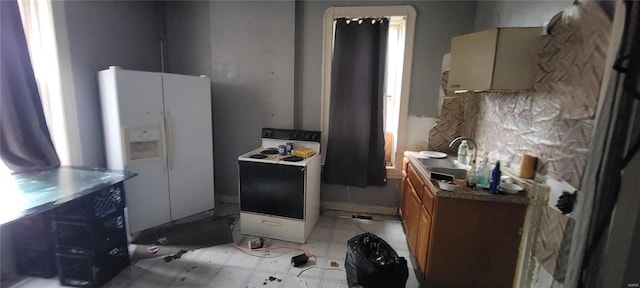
[447,27,541,92]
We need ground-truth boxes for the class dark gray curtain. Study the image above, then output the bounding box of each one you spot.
[0,0,60,172]
[323,18,388,187]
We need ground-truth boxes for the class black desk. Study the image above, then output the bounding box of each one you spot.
[1,166,137,287]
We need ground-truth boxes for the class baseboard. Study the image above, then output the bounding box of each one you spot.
[216,195,239,204]
[321,201,398,216]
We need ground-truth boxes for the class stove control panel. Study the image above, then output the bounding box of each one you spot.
[262,128,321,143]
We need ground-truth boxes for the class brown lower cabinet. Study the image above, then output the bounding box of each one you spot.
[401,160,526,288]
[405,179,421,253]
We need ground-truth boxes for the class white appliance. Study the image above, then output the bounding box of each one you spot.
[238,128,321,243]
[98,67,214,233]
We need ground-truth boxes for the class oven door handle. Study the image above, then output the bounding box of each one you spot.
[261,219,282,227]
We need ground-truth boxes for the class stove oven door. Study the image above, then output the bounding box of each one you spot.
[239,161,305,219]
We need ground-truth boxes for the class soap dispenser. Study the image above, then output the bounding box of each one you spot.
[476,157,490,188]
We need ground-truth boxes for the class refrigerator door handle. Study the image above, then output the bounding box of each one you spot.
[166,111,175,171]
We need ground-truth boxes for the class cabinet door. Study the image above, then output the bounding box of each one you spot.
[401,177,410,232]
[416,204,432,273]
[399,171,408,217]
[448,29,498,91]
[406,181,421,253]
[162,74,215,220]
[103,69,171,233]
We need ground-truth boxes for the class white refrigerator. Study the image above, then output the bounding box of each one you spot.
[98,67,214,233]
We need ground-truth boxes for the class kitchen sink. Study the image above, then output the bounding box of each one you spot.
[418,158,469,180]
[428,167,468,180]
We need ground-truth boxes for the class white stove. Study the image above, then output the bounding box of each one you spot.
[237,140,320,167]
[237,128,321,243]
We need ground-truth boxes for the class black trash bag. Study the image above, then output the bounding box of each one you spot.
[345,232,408,288]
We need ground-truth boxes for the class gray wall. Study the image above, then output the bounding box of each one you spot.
[474,0,572,31]
[57,1,163,167]
[157,1,478,202]
[208,1,296,199]
[57,1,477,202]
[164,1,211,76]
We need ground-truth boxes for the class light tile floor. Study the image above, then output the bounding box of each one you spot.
[8,207,422,288]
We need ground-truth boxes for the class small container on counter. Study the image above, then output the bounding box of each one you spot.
[466,160,477,188]
[286,142,293,154]
[519,154,537,179]
[278,145,286,155]
[489,161,501,194]
[476,157,490,188]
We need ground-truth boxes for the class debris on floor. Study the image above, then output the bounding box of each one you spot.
[260,275,282,286]
[163,249,189,262]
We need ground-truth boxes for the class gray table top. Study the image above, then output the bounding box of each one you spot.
[0,166,136,226]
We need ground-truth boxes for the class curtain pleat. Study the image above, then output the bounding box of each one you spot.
[0,0,60,172]
[323,18,388,187]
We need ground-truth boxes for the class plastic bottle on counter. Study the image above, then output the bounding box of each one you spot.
[466,146,475,166]
[466,160,477,188]
[457,140,469,165]
[476,157,489,188]
[489,161,501,194]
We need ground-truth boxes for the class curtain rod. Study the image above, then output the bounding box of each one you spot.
[334,17,389,24]
[333,16,406,21]
[335,17,389,21]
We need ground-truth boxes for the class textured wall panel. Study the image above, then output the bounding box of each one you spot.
[535,206,575,282]
[429,2,610,188]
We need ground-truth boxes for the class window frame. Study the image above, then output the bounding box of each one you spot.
[320,5,416,179]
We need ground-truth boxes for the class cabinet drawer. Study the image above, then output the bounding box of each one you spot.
[422,184,435,215]
[240,212,307,243]
[407,163,425,200]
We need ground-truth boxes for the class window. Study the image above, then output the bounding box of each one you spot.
[321,5,416,179]
[384,16,407,168]
[17,0,79,166]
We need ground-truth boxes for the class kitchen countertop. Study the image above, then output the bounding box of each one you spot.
[405,151,529,205]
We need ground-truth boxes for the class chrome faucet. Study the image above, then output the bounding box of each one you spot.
[449,137,477,165]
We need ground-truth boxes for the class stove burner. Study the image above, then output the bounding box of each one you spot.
[249,154,267,159]
[282,156,304,162]
[260,148,279,155]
